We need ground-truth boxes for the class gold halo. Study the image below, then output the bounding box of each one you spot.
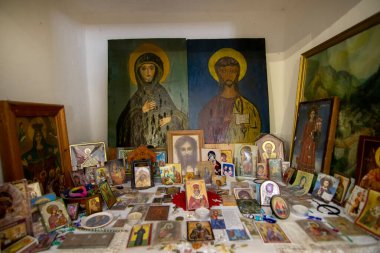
[128,43,170,85]
[375,147,380,167]
[262,141,275,153]
[208,48,247,82]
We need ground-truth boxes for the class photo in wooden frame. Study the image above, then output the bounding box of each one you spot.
[294,13,380,178]
[132,160,154,190]
[167,130,204,176]
[0,101,72,194]
[290,97,339,175]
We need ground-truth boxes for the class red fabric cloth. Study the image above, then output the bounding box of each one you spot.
[172,191,221,210]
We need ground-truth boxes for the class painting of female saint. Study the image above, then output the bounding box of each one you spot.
[291,98,339,174]
[108,39,188,148]
[188,39,270,144]
[17,117,63,195]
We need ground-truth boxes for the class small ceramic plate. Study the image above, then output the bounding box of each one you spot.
[270,195,290,219]
[82,212,113,229]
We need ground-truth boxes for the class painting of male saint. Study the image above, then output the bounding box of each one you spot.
[108,39,188,148]
[188,39,270,144]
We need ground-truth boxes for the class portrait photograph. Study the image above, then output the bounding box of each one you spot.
[85,195,102,215]
[132,160,153,190]
[221,162,235,178]
[260,180,280,206]
[296,220,342,242]
[108,39,189,148]
[290,97,339,175]
[185,179,209,210]
[187,221,214,241]
[70,170,86,187]
[197,161,214,184]
[296,15,380,178]
[69,142,106,170]
[99,181,117,209]
[154,221,182,244]
[234,144,258,178]
[311,173,340,203]
[255,133,285,163]
[355,189,380,237]
[356,135,380,192]
[159,164,182,185]
[105,159,126,185]
[268,158,282,182]
[187,39,270,144]
[127,223,153,248]
[345,185,368,219]
[167,130,204,176]
[255,223,291,243]
[286,170,314,196]
[38,198,70,233]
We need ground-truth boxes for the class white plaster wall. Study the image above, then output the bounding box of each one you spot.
[0,0,379,182]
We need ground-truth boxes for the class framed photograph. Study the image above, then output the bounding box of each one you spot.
[38,198,70,232]
[85,195,102,215]
[270,195,290,220]
[94,166,112,186]
[255,133,285,163]
[332,173,350,205]
[296,220,342,242]
[127,223,153,248]
[260,180,280,206]
[255,223,291,243]
[0,101,72,194]
[197,161,214,184]
[105,159,127,185]
[356,135,380,191]
[234,144,258,178]
[187,221,214,241]
[295,13,380,178]
[70,170,86,187]
[154,221,182,244]
[221,162,235,178]
[167,130,204,175]
[256,162,268,179]
[290,97,339,175]
[268,158,282,182]
[355,189,380,237]
[69,142,106,170]
[286,170,314,196]
[311,173,340,203]
[145,205,170,221]
[159,164,182,185]
[132,160,154,190]
[66,203,79,220]
[98,181,117,209]
[234,188,254,200]
[185,179,209,210]
[345,185,368,219]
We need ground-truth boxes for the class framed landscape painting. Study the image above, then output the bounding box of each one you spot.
[295,13,380,177]
[0,101,71,194]
[290,97,339,175]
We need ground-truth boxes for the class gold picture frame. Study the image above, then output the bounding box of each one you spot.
[0,101,72,191]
